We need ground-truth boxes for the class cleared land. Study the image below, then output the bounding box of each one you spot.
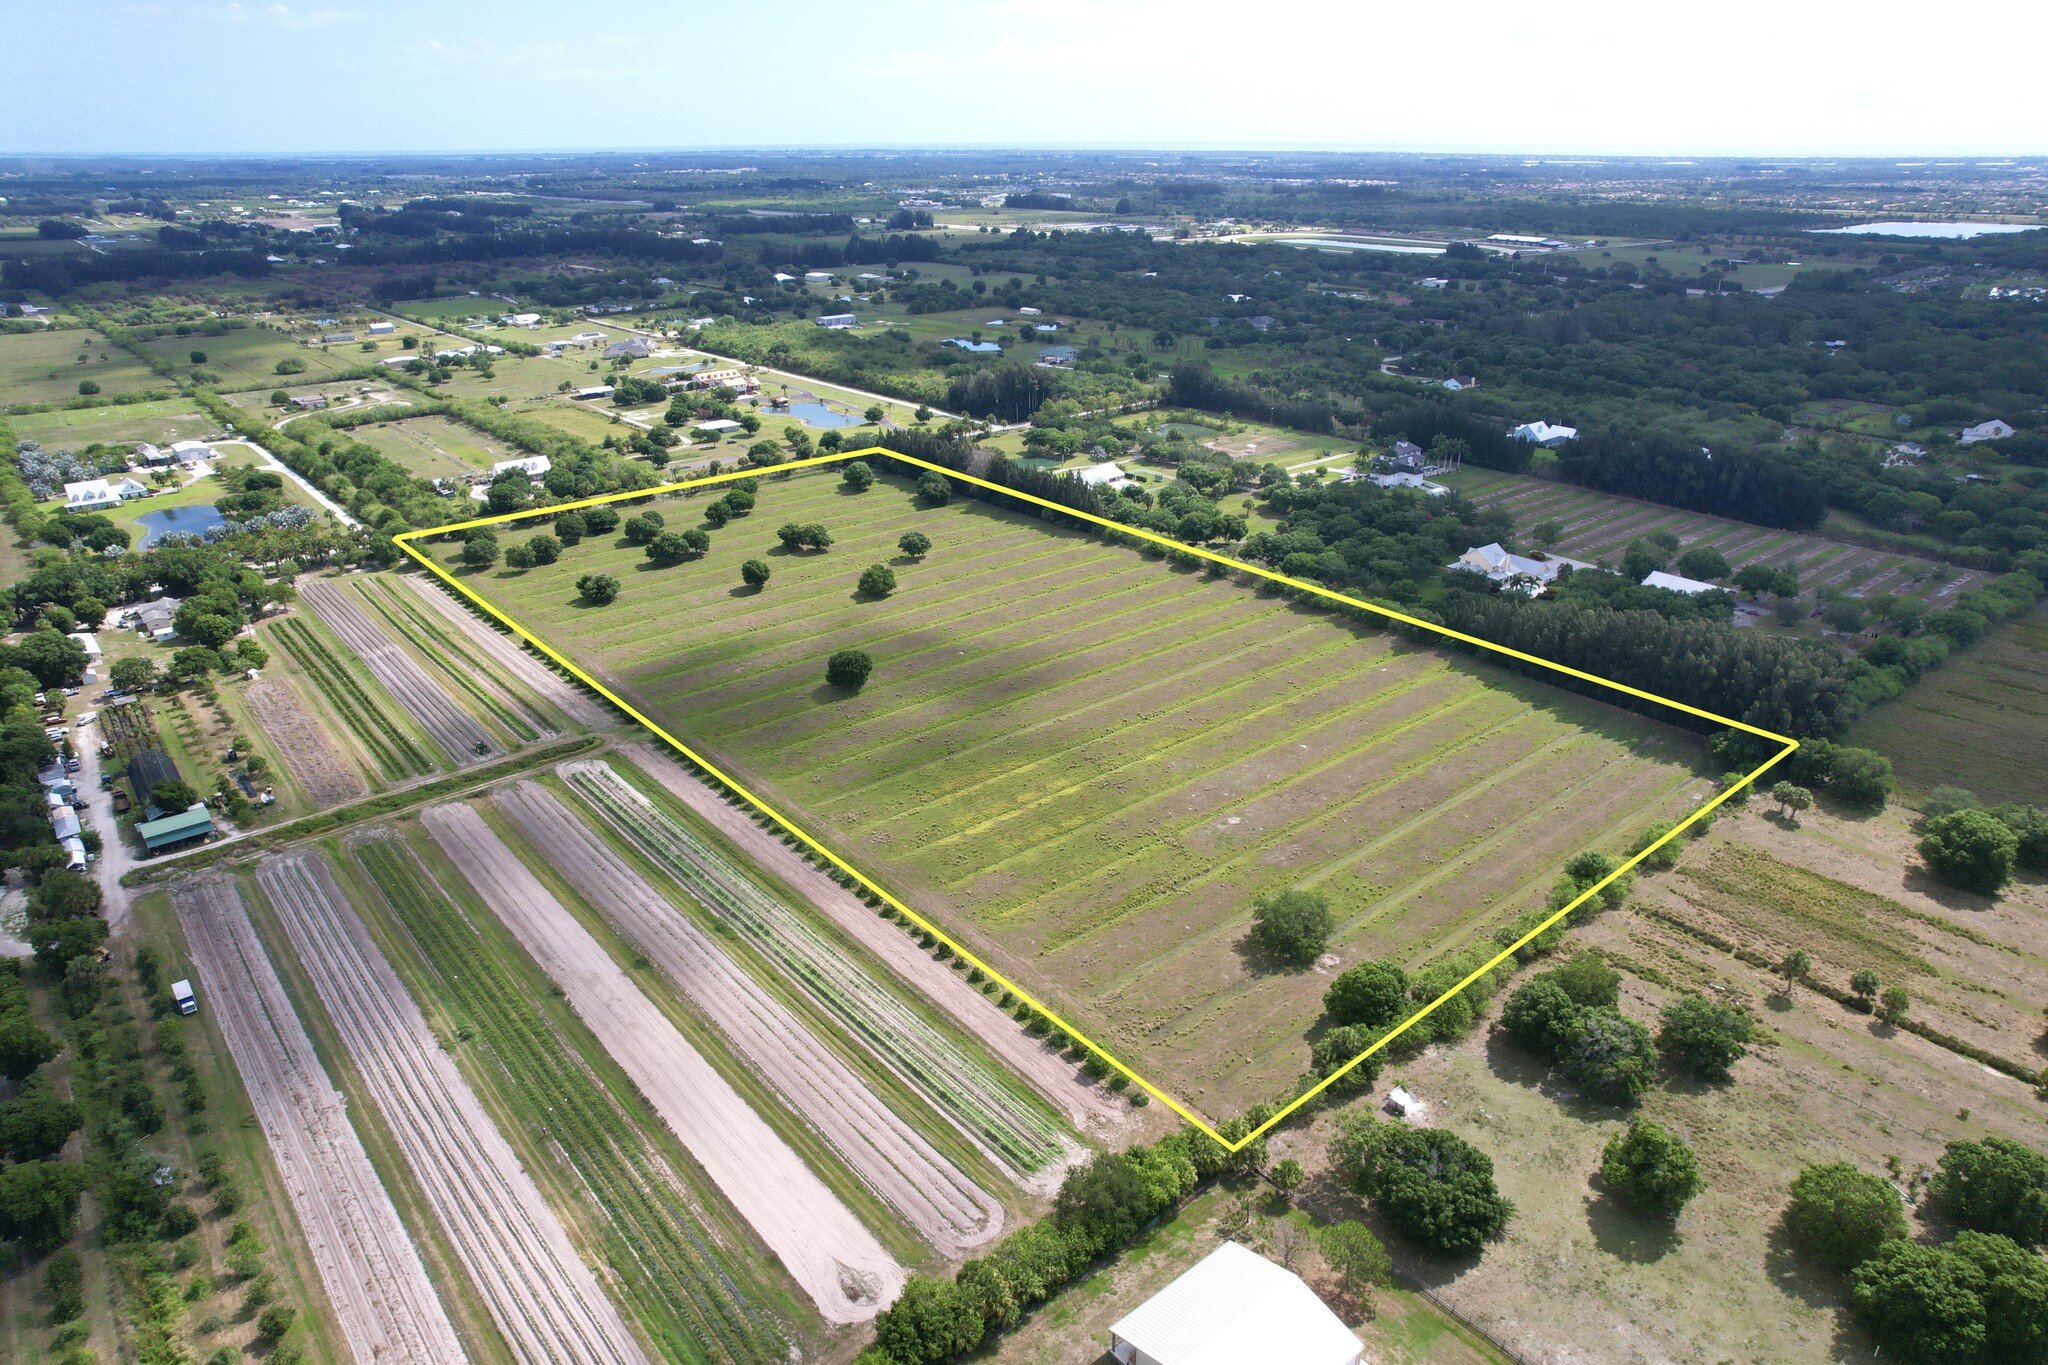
[301,577,498,762]
[137,326,369,389]
[170,873,469,1365]
[1447,467,1982,606]
[496,779,1005,1252]
[451,467,1711,1118]
[10,396,212,448]
[348,414,510,479]
[1846,606,2048,803]
[240,678,366,806]
[420,801,907,1323]
[254,851,650,1365]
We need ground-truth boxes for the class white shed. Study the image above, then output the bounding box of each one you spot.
[1108,1241,1363,1365]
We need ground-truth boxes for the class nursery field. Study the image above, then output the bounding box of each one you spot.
[1444,467,1984,608]
[449,465,1716,1119]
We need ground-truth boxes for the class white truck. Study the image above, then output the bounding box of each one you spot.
[170,979,198,1016]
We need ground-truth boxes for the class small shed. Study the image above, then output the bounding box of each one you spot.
[1385,1085,1416,1117]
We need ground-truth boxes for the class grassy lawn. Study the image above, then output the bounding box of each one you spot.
[445,464,1711,1121]
[136,326,366,391]
[0,329,163,405]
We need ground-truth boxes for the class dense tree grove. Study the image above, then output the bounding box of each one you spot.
[1328,1114,1514,1254]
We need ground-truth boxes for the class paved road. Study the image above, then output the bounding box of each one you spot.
[211,437,361,528]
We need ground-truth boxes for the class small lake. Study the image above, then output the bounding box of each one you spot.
[1809,221,2042,239]
[786,401,862,428]
[943,338,1002,353]
[136,504,225,547]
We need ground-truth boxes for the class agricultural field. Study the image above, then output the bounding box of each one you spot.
[1444,466,1983,609]
[0,327,163,404]
[259,608,444,784]
[336,413,512,479]
[447,464,1716,1120]
[9,395,213,448]
[1846,606,2048,804]
[1253,798,2048,1365]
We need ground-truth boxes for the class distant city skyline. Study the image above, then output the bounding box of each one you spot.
[6,0,2046,158]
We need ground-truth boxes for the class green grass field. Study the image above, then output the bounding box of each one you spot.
[1847,606,2048,804]
[450,465,1712,1117]
[10,396,214,449]
[0,328,164,405]
[347,414,510,479]
[137,326,369,390]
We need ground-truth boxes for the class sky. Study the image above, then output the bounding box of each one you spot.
[6,0,2047,158]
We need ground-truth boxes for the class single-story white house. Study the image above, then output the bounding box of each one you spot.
[63,477,150,511]
[687,317,717,329]
[1367,471,1450,496]
[489,456,551,481]
[501,313,540,328]
[603,337,653,360]
[804,270,835,282]
[1960,419,2014,444]
[1449,542,1591,594]
[816,314,857,329]
[1018,306,1043,315]
[1419,276,1450,288]
[168,440,214,462]
[1641,570,1723,596]
[693,418,742,435]
[1442,375,1479,391]
[1510,420,1579,446]
[1107,1242,1363,1365]
[67,632,102,660]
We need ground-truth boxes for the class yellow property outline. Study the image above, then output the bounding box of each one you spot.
[394,446,1798,1150]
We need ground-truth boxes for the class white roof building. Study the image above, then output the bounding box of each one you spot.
[693,418,742,433]
[489,456,551,480]
[1108,1242,1363,1365]
[136,442,165,464]
[367,321,397,334]
[62,477,149,511]
[1510,420,1579,446]
[1960,419,2014,444]
[1641,570,1724,596]
[804,270,834,282]
[502,313,540,327]
[773,272,797,283]
[67,632,102,659]
[1449,542,1591,594]
[816,314,857,328]
[1067,462,1133,488]
[1367,471,1450,496]
[168,440,214,461]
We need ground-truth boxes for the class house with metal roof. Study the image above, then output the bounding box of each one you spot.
[1107,1241,1363,1365]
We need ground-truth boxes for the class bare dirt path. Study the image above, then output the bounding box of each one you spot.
[170,873,468,1365]
[299,579,495,764]
[495,781,1002,1253]
[243,679,365,807]
[254,852,649,1365]
[626,744,1130,1138]
[394,575,613,730]
[420,802,905,1324]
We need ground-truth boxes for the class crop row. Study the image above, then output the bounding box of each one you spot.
[355,579,541,742]
[355,837,786,1365]
[563,761,1065,1174]
[269,618,435,779]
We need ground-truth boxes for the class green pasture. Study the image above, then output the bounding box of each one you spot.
[0,328,162,405]
[137,325,368,390]
[446,465,1707,1117]
[11,397,213,449]
[348,414,510,479]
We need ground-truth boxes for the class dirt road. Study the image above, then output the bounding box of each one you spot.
[496,781,1002,1253]
[420,802,905,1323]
[627,744,1129,1138]
[395,575,612,731]
[299,579,495,764]
[170,873,468,1365]
[243,679,365,807]
[254,852,649,1365]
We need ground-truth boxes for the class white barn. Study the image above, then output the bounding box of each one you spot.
[1108,1242,1363,1365]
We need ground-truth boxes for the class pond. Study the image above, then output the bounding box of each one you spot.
[1808,221,2042,239]
[785,401,863,428]
[136,504,225,547]
[943,338,1003,353]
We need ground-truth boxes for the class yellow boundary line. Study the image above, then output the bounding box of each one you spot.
[394,447,1797,1150]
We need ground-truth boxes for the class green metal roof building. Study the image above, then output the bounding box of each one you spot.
[136,805,214,853]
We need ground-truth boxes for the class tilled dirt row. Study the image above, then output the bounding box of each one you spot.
[170,874,466,1365]
[396,575,613,730]
[495,781,1002,1254]
[300,579,495,764]
[253,852,649,1365]
[242,679,365,806]
[419,802,905,1324]
[626,744,1128,1139]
